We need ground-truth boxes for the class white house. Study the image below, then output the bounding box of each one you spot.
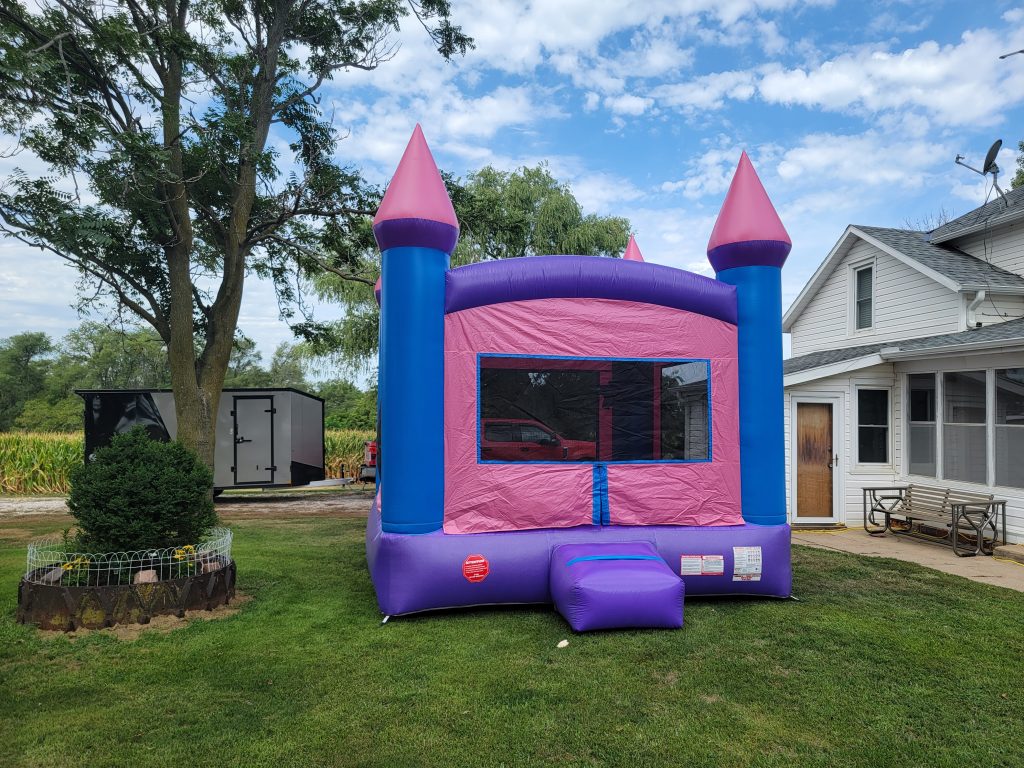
[782,185,1024,542]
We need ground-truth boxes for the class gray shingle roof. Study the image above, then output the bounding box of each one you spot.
[854,225,1024,292]
[784,317,1024,376]
[784,343,887,375]
[929,184,1024,244]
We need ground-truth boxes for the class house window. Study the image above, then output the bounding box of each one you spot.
[857,389,889,464]
[854,265,873,330]
[996,368,1024,489]
[908,373,936,477]
[942,371,987,484]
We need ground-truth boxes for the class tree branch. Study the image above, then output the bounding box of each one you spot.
[268,234,376,286]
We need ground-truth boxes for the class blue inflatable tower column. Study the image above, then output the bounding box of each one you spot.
[373,125,459,533]
[707,152,792,527]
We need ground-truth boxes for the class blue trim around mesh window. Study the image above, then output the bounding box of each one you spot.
[476,353,713,465]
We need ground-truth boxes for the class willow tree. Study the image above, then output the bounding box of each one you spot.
[0,0,470,467]
[305,164,632,371]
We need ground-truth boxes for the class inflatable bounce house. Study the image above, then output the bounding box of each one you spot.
[366,126,792,630]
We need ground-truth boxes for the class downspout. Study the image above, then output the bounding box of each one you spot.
[966,290,987,328]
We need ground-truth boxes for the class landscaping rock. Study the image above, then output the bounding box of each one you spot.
[134,569,158,584]
[39,567,65,585]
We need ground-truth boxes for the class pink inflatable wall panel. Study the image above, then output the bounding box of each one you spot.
[443,298,742,534]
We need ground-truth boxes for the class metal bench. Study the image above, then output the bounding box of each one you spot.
[863,484,1006,557]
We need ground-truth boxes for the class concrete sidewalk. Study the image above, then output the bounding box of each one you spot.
[792,527,1024,592]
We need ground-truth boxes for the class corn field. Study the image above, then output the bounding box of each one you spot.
[0,432,84,495]
[323,429,375,480]
[0,430,375,495]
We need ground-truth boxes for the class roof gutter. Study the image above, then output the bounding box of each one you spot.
[879,337,1024,361]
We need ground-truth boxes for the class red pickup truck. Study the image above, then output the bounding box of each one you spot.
[481,418,596,462]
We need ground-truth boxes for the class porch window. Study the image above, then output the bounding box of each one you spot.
[908,374,936,477]
[996,368,1024,488]
[857,389,889,463]
[854,265,873,330]
[942,371,987,484]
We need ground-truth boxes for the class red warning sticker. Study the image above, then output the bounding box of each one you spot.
[462,554,489,583]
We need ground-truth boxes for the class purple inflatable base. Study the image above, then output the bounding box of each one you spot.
[366,503,791,616]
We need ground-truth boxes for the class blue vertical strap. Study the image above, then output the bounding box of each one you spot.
[590,463,610,525]
[600,464,610,525]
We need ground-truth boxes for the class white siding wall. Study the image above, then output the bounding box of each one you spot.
[789,250,847,357]
[790,240,962,357]
[784,365,899,525]
[954,220,1024,277]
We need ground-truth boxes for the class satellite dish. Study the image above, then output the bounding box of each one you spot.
[983,139,1002,174]
[955,138,1008,206]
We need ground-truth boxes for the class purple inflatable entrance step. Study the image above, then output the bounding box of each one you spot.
[550,542,684,632]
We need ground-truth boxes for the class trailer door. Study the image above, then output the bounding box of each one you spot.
[233,396,275,485]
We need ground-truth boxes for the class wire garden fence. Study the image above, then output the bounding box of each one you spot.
[24,527,233,588]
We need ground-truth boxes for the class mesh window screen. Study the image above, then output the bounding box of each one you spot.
[479,356,710,463]
[996,368,1024,488]
[943,370,987,484]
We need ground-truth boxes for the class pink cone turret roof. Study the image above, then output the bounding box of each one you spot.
[707,151,790,253]
[373,124,459,228]
[622,234,644,262]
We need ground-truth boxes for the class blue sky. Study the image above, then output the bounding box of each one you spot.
[2,0,1023,370]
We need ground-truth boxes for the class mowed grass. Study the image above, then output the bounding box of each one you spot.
[2,511,1024,768]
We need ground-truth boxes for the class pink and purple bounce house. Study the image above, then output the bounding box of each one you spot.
[366,126,792,631]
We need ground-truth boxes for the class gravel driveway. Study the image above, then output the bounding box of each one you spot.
[0,489,376,520]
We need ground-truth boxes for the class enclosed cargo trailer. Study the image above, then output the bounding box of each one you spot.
[76,388,325,491]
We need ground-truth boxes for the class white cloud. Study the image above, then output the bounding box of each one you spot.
[569,171,645,215]
[867,11,931,36]
[660,139,783,201]
[645,25,1024,129]
[603,93,653,116]
[651,70,758,112]
[776,132,949,189]
[757,29,1024,127]
[456,0,828,74]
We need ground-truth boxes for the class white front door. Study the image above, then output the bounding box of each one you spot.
[791,396,843,524]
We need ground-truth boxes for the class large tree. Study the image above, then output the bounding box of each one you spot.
[306,164,632,370]
[0,0,470,466]
[0,331,53,430]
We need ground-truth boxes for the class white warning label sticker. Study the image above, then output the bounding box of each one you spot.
[680,554,725,576]
[732,546,762,582]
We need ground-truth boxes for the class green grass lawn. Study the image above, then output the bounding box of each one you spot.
[2,511,1023,768]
